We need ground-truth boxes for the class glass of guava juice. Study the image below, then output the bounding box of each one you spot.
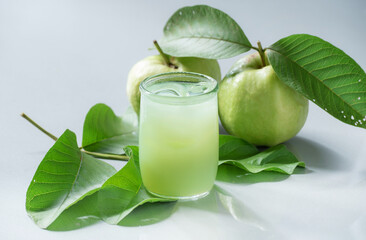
[139,72,219,200]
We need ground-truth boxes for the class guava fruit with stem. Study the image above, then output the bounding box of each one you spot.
[219,42,309,146]
[127,41,221,114]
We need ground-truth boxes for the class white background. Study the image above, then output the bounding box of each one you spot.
[1,0,366,239]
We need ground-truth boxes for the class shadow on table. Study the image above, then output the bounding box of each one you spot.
[119,185,268,230]
[120,185,269,230]
[285,136,348,171]
[178,185,269,231]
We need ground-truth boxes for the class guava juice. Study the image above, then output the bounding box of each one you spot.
[139,72,218,199]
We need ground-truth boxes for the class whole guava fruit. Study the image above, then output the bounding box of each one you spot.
[127,55,221,113]
[218,52,309,146]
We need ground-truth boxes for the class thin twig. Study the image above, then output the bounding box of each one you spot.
[21,113,129,161]
[21,113,58,141]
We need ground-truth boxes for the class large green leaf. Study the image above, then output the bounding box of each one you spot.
[47,190,100,231]
[82,104,138,154]
[267,34,366,128]
[26,129,116,228]
[219,144,304,174]
[98,146,175,225]
[219,135,259,160]
[159,5,252,59]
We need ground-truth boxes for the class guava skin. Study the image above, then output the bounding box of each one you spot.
[218,52,309,146]
[127,55,221,113]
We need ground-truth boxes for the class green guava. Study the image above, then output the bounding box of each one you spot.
[127,55,221,113]
[218,52,309,146]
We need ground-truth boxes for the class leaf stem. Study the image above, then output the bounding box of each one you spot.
[153,40,178,69]
[256,41,267,68]
[82,150,129,161]
[21,113,58,141]
[21,113,129,161]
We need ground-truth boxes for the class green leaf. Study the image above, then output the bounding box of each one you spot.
[216,165,292,184]
[159,5,252,59]
[118,201,177,226]
[219,134,259,160]
[82,104,138,154]
[219,144,305,175]
[47,190,100,231]
[267,34,366,128]
[98,146,175,225]
[26,129,116,228]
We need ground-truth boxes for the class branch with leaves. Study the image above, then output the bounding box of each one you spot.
[159,5,366,129]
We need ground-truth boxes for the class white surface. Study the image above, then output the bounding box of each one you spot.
[1,0,366,239]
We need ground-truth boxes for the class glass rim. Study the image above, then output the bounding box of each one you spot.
[139,72,218,99]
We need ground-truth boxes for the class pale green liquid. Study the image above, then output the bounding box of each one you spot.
[139,81,218,198]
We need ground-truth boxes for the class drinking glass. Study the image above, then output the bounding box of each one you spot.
[139,72,219,199]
